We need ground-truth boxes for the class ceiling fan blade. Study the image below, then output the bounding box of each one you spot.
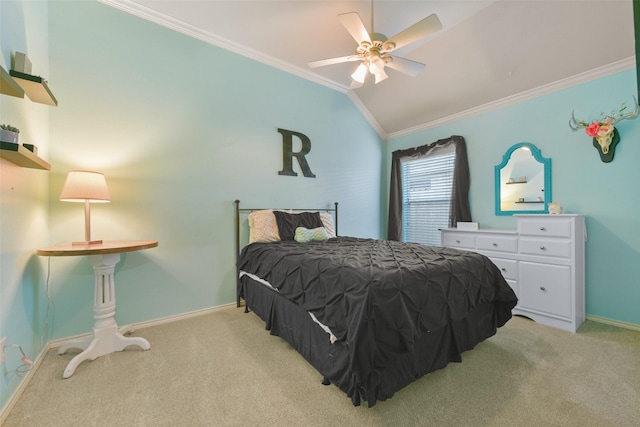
[385,55,426,77]
[308,55,361,68]
[385,14,442,51]
[338,12,372,45]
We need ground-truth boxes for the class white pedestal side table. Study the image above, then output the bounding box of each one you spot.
[37,240,158,378]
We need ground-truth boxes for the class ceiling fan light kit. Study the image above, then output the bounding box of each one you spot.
[351,63,368,84]
[308,3,442,86]
[351,55,389,84]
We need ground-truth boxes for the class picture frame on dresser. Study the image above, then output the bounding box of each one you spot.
[441,214,585,333]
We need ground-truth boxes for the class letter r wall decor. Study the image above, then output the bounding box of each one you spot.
[277,128,316,178]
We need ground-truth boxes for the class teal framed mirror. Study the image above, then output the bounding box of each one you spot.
[495,142,551,216]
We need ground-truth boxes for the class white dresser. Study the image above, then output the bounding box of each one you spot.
[441,214,585,333]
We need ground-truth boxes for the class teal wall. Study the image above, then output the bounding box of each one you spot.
[1,0,51,415]
[1,0,382,413]
[45,0,383,340]
[386,69,640,325]
[1,0,638,417]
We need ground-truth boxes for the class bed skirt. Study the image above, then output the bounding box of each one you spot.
[239,273,504,407]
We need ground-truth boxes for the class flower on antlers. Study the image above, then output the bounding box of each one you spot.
[569,97,639,154]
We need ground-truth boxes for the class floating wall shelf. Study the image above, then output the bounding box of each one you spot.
[9,70,57,106]
[0,142,51,170]
[0,65,25,98]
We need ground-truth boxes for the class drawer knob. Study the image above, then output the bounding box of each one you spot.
[501,268,507,272]
[540,286,546,291]
[539,227,546,231]
[492,242,498,247]
[539,246,546,251]
[456,240,461,243]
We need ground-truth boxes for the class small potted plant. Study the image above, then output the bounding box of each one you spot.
[0,124,20,144]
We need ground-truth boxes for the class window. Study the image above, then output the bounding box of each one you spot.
[401,146,456,246]
[387,136,470,243]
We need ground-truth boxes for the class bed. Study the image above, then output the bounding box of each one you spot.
[234,200,518,407]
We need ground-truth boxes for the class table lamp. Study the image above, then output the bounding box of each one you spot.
[60,170,111,245]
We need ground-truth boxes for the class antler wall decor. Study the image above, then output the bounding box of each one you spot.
[569,96,639,163]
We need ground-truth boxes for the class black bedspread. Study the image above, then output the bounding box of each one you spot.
[238,237,518,405]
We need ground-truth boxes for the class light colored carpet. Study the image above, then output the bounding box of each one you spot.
[3,307,640,427]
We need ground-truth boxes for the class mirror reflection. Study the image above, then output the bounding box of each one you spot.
[495,143,551,216]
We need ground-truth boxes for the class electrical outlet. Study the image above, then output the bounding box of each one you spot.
[0,337,6,365]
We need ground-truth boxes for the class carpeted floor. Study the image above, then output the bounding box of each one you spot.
[3,307,640,426]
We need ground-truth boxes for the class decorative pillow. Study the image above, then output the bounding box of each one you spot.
[273,211,324,241]
[295,227,329,243]
[248,210,280,243]
[319,212,336,237]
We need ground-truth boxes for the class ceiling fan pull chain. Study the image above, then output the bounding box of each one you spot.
[370,0,374,35]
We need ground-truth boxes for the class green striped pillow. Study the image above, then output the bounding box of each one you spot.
[294,226,329,243]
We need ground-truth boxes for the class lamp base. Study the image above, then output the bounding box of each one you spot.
[72,240,103,246]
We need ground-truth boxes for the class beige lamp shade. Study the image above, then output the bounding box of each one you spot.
[60,170,111,245]
[60,170,111,203]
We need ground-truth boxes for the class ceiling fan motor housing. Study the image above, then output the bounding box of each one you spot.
[356,33,395,55]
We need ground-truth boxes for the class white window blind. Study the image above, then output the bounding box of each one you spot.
[401,148,456,246]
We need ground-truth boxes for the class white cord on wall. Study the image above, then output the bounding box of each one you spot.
[4,256,52,376]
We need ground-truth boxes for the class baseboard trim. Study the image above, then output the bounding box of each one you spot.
[119,303,237,335]
[0,345,49,425]
[586,315,640,332]
[2,306,636,423]
[1,303,236,423]
[48,303,236,349]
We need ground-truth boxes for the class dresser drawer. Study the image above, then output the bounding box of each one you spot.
[518,217,573,238]
[489,257,518,281]
[519,237,571,258]
[519,262,571,318]
[477,235,517,253]
[442,232,475,249]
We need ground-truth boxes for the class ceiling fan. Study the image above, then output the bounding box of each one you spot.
[308,2,443,86]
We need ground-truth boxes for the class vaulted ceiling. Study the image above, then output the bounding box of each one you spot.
[101,0,636,139]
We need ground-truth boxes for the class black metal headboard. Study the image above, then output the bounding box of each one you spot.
[233,200,339,307]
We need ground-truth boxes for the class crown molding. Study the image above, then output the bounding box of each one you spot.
[347,92,387,139]
[386,57,636,140]
[98,0,349,94]
[98,1,634,143]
